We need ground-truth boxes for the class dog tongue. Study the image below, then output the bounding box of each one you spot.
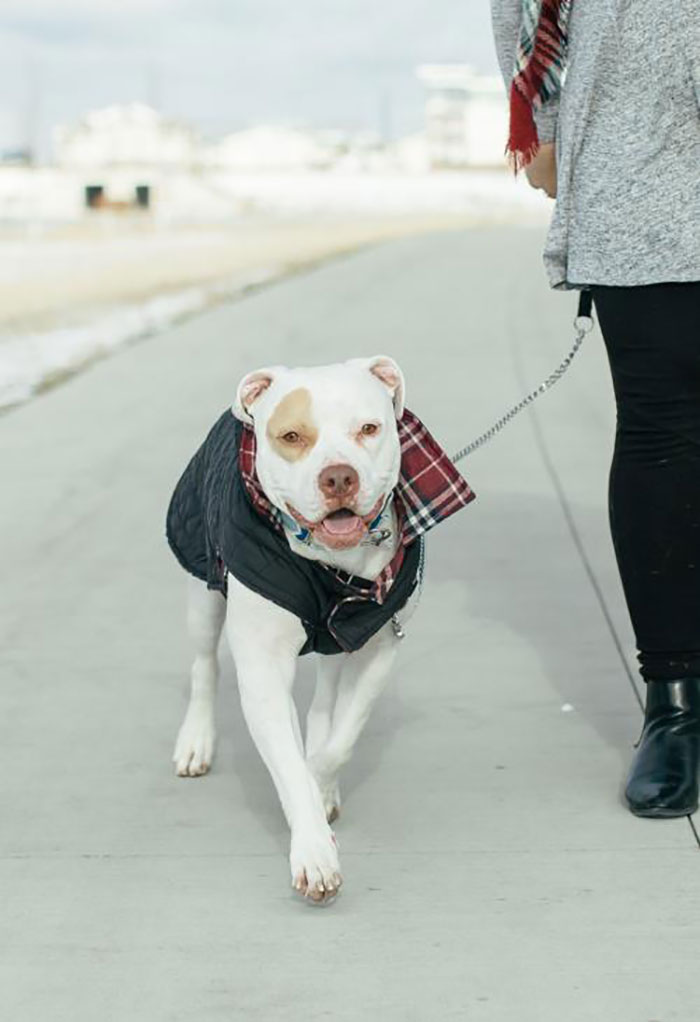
[322,510,361,536]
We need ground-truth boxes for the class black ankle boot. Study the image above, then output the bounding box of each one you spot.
[625,679,700,818]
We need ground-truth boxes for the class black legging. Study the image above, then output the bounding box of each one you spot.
[592,283,700,681]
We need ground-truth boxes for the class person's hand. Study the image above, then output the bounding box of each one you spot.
[525,143,557,198]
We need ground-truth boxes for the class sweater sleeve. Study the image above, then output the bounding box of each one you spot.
[490,0,560,144]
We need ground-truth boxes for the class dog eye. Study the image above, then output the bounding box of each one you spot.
[281,431,301,444]
[361,423,379,436]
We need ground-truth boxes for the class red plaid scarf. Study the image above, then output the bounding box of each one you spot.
[238,408,475,604]
[508,0,571,170]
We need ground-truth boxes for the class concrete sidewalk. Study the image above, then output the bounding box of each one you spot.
[1,227,697,1022]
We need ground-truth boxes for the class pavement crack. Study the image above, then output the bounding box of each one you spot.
[510,323,643,713]
[687,815,700,851]
[509,317,700,852]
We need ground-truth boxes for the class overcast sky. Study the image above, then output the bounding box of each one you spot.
[0,0,501,159]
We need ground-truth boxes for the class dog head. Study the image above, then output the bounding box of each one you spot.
[233,356,404,551]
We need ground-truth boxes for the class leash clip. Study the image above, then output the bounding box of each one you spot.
[391,614,406,640]
[574,288,595,335]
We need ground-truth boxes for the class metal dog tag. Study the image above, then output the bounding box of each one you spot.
[391,615,405,640]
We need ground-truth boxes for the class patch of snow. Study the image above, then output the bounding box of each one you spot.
[0,167,550,226]
[204,170,550,221]
[0,267,279,410]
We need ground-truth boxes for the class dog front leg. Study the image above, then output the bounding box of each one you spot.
[173,577,226,777]
[306,654,346,760]
[307,629,398,818]
[305,655,345,822]
[226,576,341,903]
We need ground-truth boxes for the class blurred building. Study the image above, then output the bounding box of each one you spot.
[0,86,521,226]
[204,126,333,173]
[0,148,32,167]
[53,103,199,212]
[54,103,198,169]
[417,65,508,169]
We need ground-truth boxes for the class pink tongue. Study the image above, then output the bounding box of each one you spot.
[322,513,362,536]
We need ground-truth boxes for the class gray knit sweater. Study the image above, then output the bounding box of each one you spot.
[491,0,700,289]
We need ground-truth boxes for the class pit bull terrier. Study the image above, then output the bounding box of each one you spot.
[166,356,474,904]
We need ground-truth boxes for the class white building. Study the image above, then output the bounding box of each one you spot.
[204,126,339,173]
[417,65,508,169]
[54,103,198,170]
[52,104,200,212]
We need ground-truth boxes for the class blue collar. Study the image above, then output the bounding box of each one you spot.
[279,493,393,548]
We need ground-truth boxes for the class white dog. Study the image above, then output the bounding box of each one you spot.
[167,356,473,904]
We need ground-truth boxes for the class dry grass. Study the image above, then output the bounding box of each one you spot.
[0,213,476,334]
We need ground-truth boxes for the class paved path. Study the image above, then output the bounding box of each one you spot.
[1,228,697,1022]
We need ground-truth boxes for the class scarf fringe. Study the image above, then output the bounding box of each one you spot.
[506,81,540,171]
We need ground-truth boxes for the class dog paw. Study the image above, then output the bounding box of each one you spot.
[320,780,341,823]
[290,826,342,905]
[173,708,215,777]
[307,756,341,823]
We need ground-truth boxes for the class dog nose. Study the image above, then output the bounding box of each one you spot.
[318,463,359,499]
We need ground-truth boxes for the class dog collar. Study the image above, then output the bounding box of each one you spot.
[278,493,394,549]
[277,492,396,551]
[367,492,392,531]
[274,507,311,544]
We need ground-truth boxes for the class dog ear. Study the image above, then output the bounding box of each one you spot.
[233,367,278,425]
[367,355,405,419]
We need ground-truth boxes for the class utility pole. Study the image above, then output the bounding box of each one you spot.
[379,88,393,145]
[24,57,42,165]
[145,60,161,110]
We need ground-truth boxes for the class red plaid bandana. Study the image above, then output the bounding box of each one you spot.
[238,408,475,604]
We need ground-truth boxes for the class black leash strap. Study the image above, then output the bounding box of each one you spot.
[577,288,593,320]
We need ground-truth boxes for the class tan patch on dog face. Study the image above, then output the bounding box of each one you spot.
[266,387,318,462]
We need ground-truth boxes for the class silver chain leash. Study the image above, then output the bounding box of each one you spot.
[450,305,595,465]
[392,295,596,639]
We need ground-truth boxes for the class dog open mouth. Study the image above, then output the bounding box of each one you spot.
[286,494,385,550]
[315,508,366,548]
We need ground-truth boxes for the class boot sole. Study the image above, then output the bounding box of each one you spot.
[627,803,698,819]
